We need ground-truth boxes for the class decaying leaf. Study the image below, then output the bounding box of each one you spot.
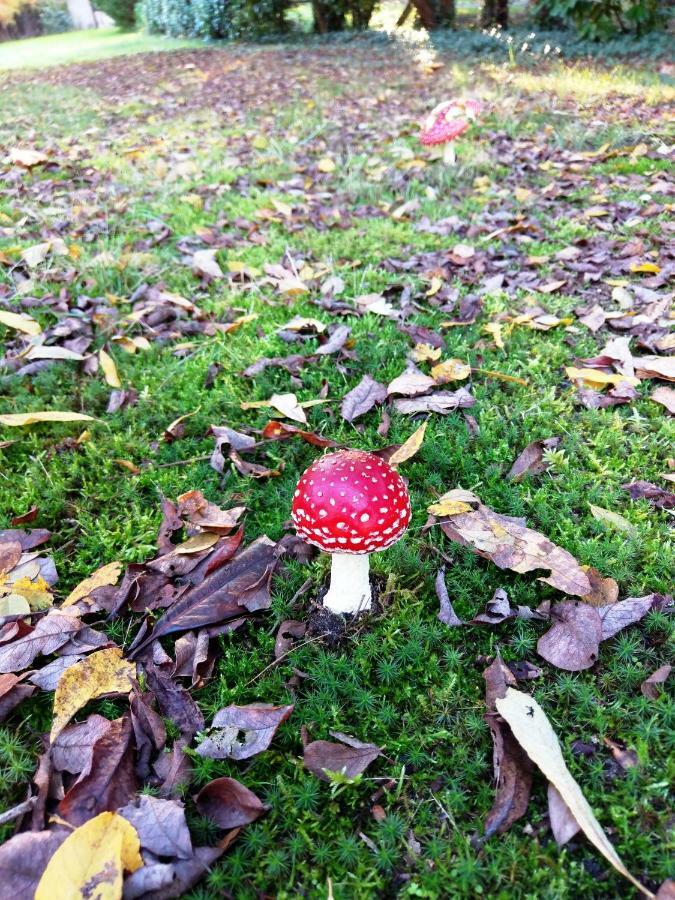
[507,437,560,481]
[0,612,89,674]
[537,601,603,672]
[0,829,68,899]
[35,811,142,900]
[62,561,123,608]
[119,795,193,859]
[194,777,267,828]
[303,732,381,782]
[50,647,136,741]
[197,703,294,760]
[640,664,671,700]
[495,688,651,897]
[341,375,387,423]
[480,656,533,840]
[434,493,592,597]
[394,388,475,415]
[548,783,580,847]
[435,567,463,627]
[622,481,675,510]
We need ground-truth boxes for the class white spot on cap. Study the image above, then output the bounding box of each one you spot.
[360,513,370,522]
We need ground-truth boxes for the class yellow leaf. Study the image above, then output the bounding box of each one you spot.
[252,135,268,150]
[514,187,533,203]
[113,459,140,475]
[99,349,121,388]
[174,532,220,555]
[35,812,142,900]
[62,561,123,608]
[318,157,336,173]
[584,206,609,218]
[432,359,471,383]
[495,689,651,898]
[9,576,53,611]
[428,488,480,517]
[476,368,528,386]
[50,648,136,742]
[630,262,660,275]
[388,421,427,468]
[425,277,443,298]
[483,322,505,349]
[565,367,639,389]
[271,198,293,218]
[411,343,442,363]
[0,310,41,335]
[0,411,94,427]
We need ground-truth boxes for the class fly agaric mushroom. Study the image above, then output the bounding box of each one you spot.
[292,450,411,615]
[420,99,482,166]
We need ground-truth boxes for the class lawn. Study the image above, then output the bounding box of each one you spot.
[0,31,673,900]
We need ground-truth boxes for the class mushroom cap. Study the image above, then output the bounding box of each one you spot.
[292,449,411,555]
[419,99,481,146]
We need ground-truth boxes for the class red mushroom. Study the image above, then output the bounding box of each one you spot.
[419,99,482,166]
[292,450,411,615]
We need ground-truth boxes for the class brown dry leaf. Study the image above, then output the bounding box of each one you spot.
[0,411,95,427]
[388,421,427,468]
[480,656,533,840]
[495,688,652,898]
[435,567,463,627]
[387,371,436,397]
[261,420,336,448]
[548,783,580,847]
[508,437,560,481]
[651,386,675,415]
[431,359,471,383]
[303,732,381,782]
[197,703,294,760]
[394,388,475,415]
[0,309,42,335]
[8,147,49,168]
[537,601,603,671]
[50,647,136,741]
[62,561,123,608]
[640,664,671,700]
[35,811,141,900]
[341,375,387,423]
[436,494,592,597]
[622,481,675,510]
[194,777,267,828]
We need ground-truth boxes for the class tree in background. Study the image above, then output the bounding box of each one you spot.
[481,0,508,28]
[96,0,136,27]
[532,0,663,37]
[311,0,379,32]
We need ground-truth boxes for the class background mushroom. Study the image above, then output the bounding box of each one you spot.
[292,450,411,615]
[420,99,482,166]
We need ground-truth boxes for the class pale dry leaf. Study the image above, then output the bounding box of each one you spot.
[496,688,652,898]
[0,411,95,427]
[588,504,636,535]
[99,349,121,388]
[651,386,675,415]
[388,421,427,468]
[0,310,42,335]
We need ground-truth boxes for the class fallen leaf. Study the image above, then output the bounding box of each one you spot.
[98,348,121,388]
[145,665,205,742]
[537,601,603,671]
[435,567,463,627]
[597,594,657,640]
[604,737,638,771]
[122,845,229,900]
[341,375,387,422]
[261,420,336,448]
[387,371,436,396]
[0,830,68,899]
[62,561,123,608]
[35,811,141,900]
[28,655,85,692]
[431,359,471,383]
[0,411,95,427]
[622,481,675,510]
[194,777,267,828]
[0,612,87,674]
[548,783,580,847]
[119,795,193,859]
[640,664,671,700]
[0,309,42,335]
[394,388,475,415]
[651,386,675,415]
[21,241,51,267]
[317,156,336,173]
[436,495,592,597]
[633,356,675,382]
[303,732,381,782]
[388,421,427,468]
[471,588,513,625]
[588,504,636,534]
[192,249,223,279]
[8,147,49,167]
[197,703,294,760]
[508,437,560,481]
[565,367,639,390]
[480,656,533,840]
[50,713,112,773]
[50,647,136,741]
[495,688,650,897]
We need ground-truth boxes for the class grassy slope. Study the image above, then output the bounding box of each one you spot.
[0,40,673,899]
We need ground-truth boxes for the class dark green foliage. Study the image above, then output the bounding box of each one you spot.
[97,0,138,28]
[311,0,379,32]
[533,0,664,38]
[142,0,289,39]
[37,0,73,34]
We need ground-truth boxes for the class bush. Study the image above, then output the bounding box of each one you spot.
[532,0,664,39]
[37,0,72,33]
[97,0,138,28]
[142,0,289,38]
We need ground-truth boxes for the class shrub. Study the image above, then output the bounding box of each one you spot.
[96,0,138,28]
[532,0,664,39]
[142,0,289,38]
[37,0,72,33]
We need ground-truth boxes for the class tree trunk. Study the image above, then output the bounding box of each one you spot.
[410,0,455,27]
[481,0,508,27]
[352,1,377,29]
[312,2,346,32]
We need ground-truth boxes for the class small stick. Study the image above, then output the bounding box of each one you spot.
[0,797,35,826]
[243,632,328,687]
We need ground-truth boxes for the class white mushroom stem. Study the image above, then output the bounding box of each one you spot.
[323,553,372,615]
[443,143,457,166]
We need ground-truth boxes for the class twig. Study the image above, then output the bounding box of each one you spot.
[243,632,328,687]
[0,797,35,826]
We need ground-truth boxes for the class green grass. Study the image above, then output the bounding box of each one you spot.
[0,39,673,899]
[0,27,200,71]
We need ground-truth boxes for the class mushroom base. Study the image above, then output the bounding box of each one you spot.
[322,553,372,615]
[443,143,457,166]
